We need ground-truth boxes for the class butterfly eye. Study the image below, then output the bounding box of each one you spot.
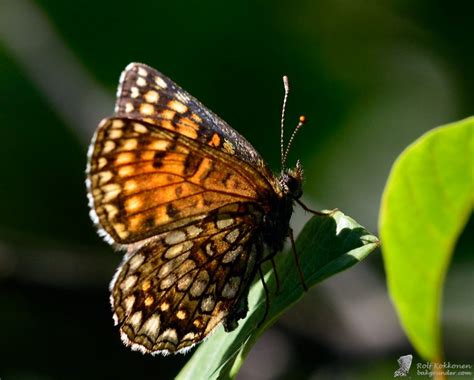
[282,162,303,199]
[287,175,303,199]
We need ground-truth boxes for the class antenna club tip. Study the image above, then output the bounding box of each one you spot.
[299,115,307,123]
[283,75,289,91]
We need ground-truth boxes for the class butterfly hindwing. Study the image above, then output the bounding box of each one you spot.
[110,205,263,354]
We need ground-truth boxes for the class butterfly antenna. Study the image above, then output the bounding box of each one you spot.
[280,75,290,170]
[283,115,306,166]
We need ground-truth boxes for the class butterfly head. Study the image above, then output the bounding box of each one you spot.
[279,160,303,199]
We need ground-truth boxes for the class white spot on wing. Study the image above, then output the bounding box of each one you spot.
[177,273,193,290]
[155,76,168,89]
[137,67,148,77]
[121,275,137,291]
[140,103,155,115]
[157,254,188,279]
[124,295,136,313]
[222,277,240,299]
[201,295,215,312]
[129,253,145,271]
[124,62,138,72]
[136,77,146,87]
[168,100,188,114]
[225,229,239,243]
[159,328,178,344]
[129,311,142,326]
[103,140,116,154]
[165,230,186,245]
[223,245,242,263]
[164,241,193,259]
[130,86,139,98]
[125,102,134,113]
[217,218,234,229]
[186,225,203,238]
[182,332,196,341]
[141,314,160,339]
[144,90,159,103]
[160,273,177,289]
[190,271,209,297]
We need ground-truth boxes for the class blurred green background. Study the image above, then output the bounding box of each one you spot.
[0,0,472,379]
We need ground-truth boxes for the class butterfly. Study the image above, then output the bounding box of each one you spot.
[86,63,309,355]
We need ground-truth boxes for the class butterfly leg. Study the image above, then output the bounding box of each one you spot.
[296,199,338,216]
[289,228,308,292]
[259,251,280,295]
[257,266,270,328]
[271,258,281,294]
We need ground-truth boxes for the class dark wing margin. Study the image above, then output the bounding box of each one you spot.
[110,204,263,355]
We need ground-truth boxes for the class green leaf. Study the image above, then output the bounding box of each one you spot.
[379,117,474,361]
[176,210,379,380]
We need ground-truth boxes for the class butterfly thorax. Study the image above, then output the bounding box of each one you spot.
[262,163,303,253]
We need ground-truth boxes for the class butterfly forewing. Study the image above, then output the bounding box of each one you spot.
[88,117,273,245]
[115,62,274,178]
[111,205,262,354]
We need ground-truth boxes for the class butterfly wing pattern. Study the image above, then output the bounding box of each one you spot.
[87,63,301,355]
[111,207,261,353]
[115,63,272,175]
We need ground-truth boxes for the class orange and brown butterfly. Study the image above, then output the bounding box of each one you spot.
[86,63,307,355]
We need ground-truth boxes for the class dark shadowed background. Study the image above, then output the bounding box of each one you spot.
[0,0,473,379]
